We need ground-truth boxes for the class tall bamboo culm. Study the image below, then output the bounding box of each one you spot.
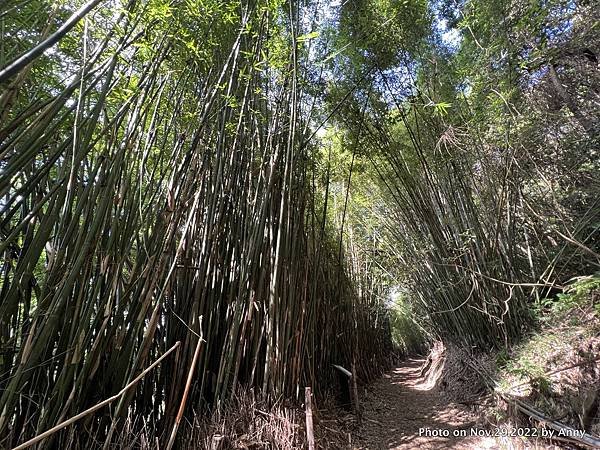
[0,1,390,447]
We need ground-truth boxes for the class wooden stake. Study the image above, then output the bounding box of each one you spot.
[210,434,224,450]
[305,387,315,450]
[351,359,361,424]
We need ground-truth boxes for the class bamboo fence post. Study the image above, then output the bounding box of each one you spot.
[351,359,361,424]
[210,435,224,450]
[305,387,315,450]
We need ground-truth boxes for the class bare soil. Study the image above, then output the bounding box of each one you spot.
[353,358,498,449]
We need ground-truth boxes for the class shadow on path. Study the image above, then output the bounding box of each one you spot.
[353,358,498,449]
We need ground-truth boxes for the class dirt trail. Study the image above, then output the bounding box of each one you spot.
[353,358,498,449]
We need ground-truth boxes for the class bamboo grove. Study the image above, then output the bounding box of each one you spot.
[0,1,391,447]
[2,0,600,447]
[319,0,599,350]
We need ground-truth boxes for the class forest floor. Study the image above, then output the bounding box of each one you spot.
[351,358,499,449]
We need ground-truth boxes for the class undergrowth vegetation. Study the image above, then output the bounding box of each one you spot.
[494,275,600,437]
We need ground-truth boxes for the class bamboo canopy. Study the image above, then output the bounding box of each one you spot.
[0,1,390,447]
[2,0,599,447]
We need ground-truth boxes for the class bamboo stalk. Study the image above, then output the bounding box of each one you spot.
[11,341,181,450]
[166,325,204,450]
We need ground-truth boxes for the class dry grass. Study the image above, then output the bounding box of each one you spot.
[101,390,355,449]
[188,391,303,449]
